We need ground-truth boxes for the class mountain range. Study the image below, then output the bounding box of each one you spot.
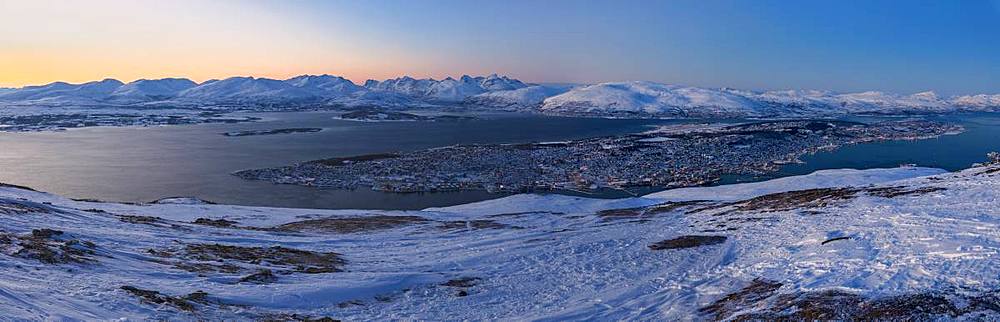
[2,75,999,117]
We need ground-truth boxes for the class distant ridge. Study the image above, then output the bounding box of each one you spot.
[2,75,999,117]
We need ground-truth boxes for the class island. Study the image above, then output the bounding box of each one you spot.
[335,110,475,122]
[222,128,323,137]
[234,119,964,193]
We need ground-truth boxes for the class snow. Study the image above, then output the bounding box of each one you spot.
[3,75,1000,117]
[544,82,1000,118]
[285,75,364,97]
[175,77,317,102]
[644,167,946,201]
[5,164,996,319]
[109,78,198,103]
[466,85,571,108]
[364,74,530,102]
[953,94,1000,109]
[0,79,124,105]
[541,81,765,117]
[0,74,529,108]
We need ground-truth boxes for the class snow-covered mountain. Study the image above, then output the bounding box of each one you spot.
[284,75,364,97]
[175,77,318,103]
[109,78,198,103]
[2,75,999,118]
[4,156,1000,319]
[543,82,1000,118]
[0,74,529,107]
[541,81,765,117]
[0,79,125,104]
[364,74,529,102]
[953,94,1000,109]
[465,85,573,108]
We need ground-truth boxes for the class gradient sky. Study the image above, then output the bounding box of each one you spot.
[2,0,999,95]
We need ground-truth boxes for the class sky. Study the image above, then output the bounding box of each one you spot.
[1,0,999,95]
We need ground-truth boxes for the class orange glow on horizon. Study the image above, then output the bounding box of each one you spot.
[0,0,489,88]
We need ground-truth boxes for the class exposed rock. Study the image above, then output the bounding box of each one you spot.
[438,220,512,231]
[239,269,279,284]
[441,277,481,288]
[0,229,98,264]
[192,218,239,228]
[151,243,345,274]
[120,286,210,312]
[649,235,727,250]
[275,215,429,233]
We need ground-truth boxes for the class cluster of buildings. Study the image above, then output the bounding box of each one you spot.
[236,120,961,194]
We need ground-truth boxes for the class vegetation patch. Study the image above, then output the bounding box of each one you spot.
[731,188,858,213]
[442,277,482,288]
[649,235,727,250]
[192,218,239,228]
[239,269,279,284]
[599,200,710,221]
[261,314,341,322]
[120,286,210,312]
[442,277,481,297]
[150,243,346,274]
[119,215,162,224]
[865,186,947,198]
[701,280,1000,320]
[0,199,54,215]
[0,229,98,264]
[274,215,429,233]
[699,279,783,320]
[438,220,513,231]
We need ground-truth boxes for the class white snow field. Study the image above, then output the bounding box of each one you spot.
[5,162,1000,320]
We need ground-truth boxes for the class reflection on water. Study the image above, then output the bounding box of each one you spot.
[1,111,997,210]
[718,113,1000,185]
[0,111,677,210]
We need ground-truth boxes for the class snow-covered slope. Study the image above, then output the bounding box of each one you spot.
[465,85,572,108]
[109,78,198,103]
[0,79,125,105]
[3,74,1000,117]
[284,75,364,97]
[543,82,1000,118]
[953,94,1000,110]
[364,74,529,102]
[541,81,764,117]
[176,77,317,103]
[6,160,1000,319]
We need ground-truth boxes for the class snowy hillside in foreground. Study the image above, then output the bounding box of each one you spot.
[6,160,1000,319]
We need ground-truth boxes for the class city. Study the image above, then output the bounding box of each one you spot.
[236,119,963,193]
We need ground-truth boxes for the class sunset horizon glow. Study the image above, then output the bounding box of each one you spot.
[3,0,1000,95]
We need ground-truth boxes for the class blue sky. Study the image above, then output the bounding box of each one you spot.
[3,0,999,95]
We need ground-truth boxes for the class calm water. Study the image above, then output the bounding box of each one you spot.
[717,113,1000,184]
[0,111,679,209]
[1,111,998,210]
